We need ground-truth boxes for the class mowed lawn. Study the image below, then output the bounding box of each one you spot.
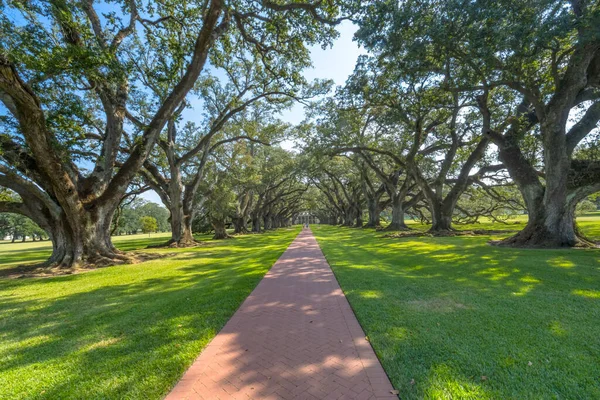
[0,232,178,271]
[313,219,600,400]
[0,227,300,399]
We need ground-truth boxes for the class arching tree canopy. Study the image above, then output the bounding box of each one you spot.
[0,0,598,272]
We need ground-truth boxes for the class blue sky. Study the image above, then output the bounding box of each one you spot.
[142,21,365,204]
[278,21,365,125]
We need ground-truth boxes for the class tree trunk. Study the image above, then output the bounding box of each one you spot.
[252,215,261,232]
[364,197,381,228]
[165,201,197,247]
[386,194,409,231]
[233,217,248,234]
[212,218,231,240]
[46,206,131,268]
[498,185,587,247]
[263,214,272,230]
[354,205,363,228]
[429,200,454,233]
[343,209,354,226]
[489,122,593,247]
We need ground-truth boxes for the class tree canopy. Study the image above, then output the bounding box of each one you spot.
[1,0,598,270]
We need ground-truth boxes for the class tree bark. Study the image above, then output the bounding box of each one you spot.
[211,218,231,240]
[233,217,249,234]
[386,194,409,231]
[45,205,132,268]
[429,200,454,232]
[251,214,261,232]
[354,205,363,228]
[487,126,596,247]
[364,196,381,227]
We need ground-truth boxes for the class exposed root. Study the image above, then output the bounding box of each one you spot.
[379,224,411,232]
[491,234,598,249]
[384,229,519,239]
[490,223,599,249]
[212,233,234,240]
[148,239,206,249]
[0,252,171,280]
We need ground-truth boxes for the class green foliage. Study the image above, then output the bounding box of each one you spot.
[139,216,158,234]
[576,199,597,216]
[0,213,46,241]
[112,200,169,235]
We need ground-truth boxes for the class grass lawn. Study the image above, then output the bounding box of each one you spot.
[0,232,177,271]
[402,212,600,239]
[0,227,300,399]
[313,220,600,399]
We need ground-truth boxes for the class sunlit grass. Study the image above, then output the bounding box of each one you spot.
[313,222,600,399]
[0,232,181,270]
[403,212,600,239]
[0,227,300,399]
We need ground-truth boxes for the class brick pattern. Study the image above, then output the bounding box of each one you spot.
[166,229,398,400]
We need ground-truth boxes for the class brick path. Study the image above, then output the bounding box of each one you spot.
[166,229,398,400]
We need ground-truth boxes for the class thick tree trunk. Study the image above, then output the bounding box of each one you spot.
[212,218,231,240]
[46,206,131,268]
[252,215,261,232]
[343,209,354,226]
[354,206,363,228]
[490,120,593,247]
[168,200,184,243]
[386,194,409,231]
[233,217,249,234]
[364,197,381,228]
[165,201,197,246]
[263,215,272,230]
[498,186,588,247]
[429,200,454,233]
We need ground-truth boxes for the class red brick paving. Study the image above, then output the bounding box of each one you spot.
[166,229,398,400]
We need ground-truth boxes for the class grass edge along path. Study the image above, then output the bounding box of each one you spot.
[0,227,300,400]
[313,225,600,400]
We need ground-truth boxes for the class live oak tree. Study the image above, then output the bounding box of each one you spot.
[0,0,349,267]
[345,47,506,233]
[135,7,331,246]
[307,154,365,227]
[357,0,600,246]
[248,146,306,231]
[193,143,303,238]
[138,72,295,246]
[0,0,229,267]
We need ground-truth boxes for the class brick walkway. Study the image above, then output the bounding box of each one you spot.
[166,229,398,400]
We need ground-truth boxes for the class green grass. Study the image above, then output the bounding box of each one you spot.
[402,213,600,239]
[0,227,300,399]
[0,232,177,271]
[313,223,600,399]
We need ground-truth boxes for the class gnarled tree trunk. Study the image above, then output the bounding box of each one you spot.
[429,200,454,233]
[45,203,131,268]
[211,218,231,240]
[364,196,381,228]
[386,194,409,231]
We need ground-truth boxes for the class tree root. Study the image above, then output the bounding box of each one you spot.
[383,229,519,239]
[147,239,205,249]
[1,252,171,279]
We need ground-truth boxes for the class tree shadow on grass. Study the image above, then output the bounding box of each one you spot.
[314,226,600,399]
[0,228,300,399]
